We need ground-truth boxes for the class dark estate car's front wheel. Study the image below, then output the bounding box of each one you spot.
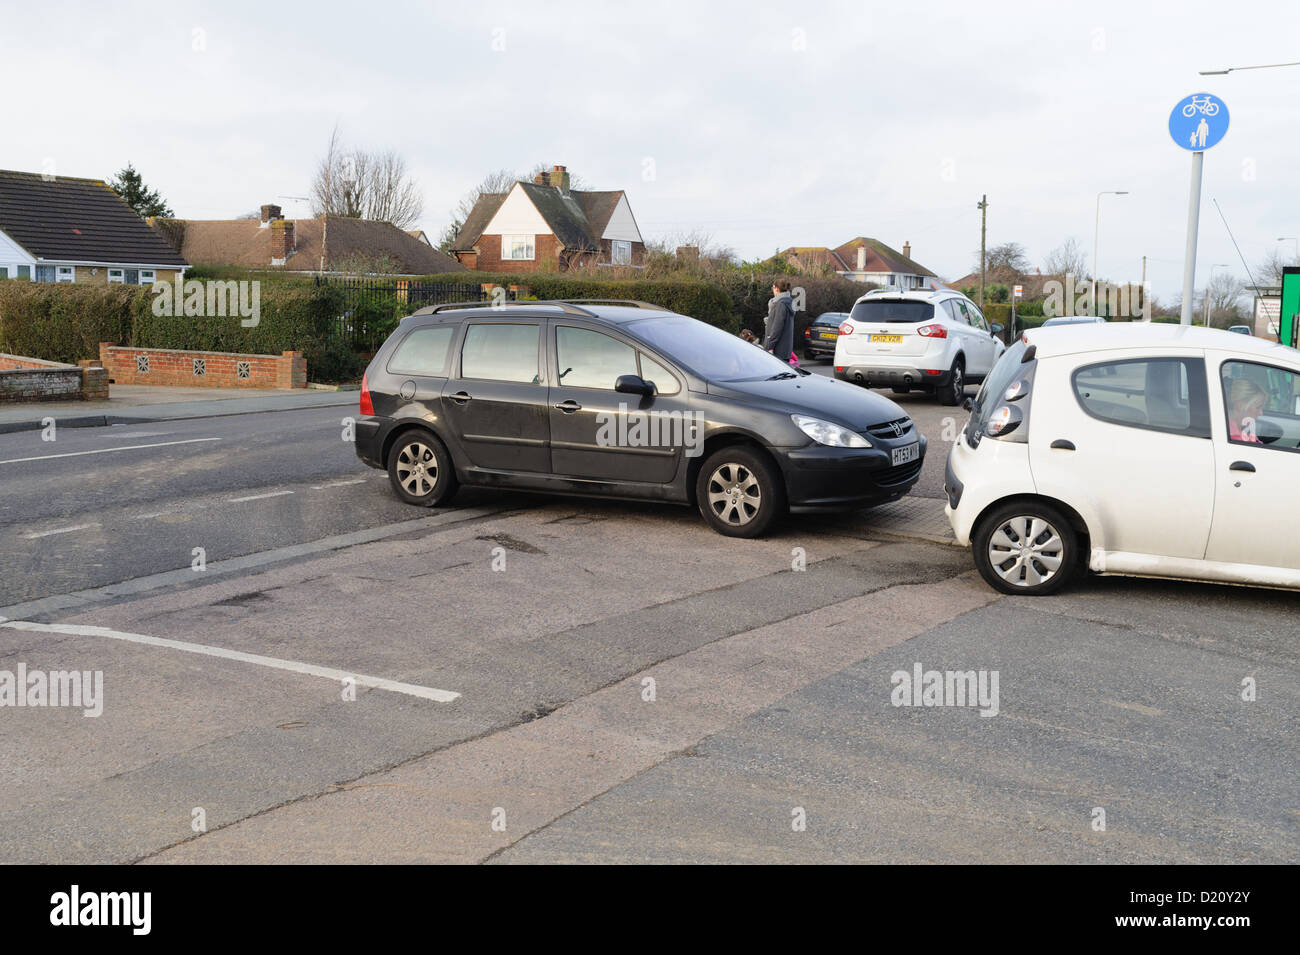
[387,430,458,507]
[695,446,785,538]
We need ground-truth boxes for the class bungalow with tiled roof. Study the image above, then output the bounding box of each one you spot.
[0,169,189,285]
[173,205,465,275]
[780,238,939,290]
[452,165,645,273]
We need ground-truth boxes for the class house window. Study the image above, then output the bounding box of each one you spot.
[139,270,155,286]
[35,266,57,283]
[501,235,534,261]
[611,240,632,266]
[107,269,124,284]
[56,266,75,283]
[0,267,7,280]
[17,266,30,280]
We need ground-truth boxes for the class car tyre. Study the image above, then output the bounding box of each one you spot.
[387,430,458,507]
[890,386,911,395]
[695,446,784,538]
[939,357,965,406]
[972,501,1077,596]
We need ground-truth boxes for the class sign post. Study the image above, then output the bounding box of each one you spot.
[1168,93,1229,325]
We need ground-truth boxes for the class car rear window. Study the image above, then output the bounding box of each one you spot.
[849,300,935,323]
[387,325,454,377]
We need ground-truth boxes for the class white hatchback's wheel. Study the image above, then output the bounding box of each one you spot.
[387,431,457,507]
[972,502,1078,595]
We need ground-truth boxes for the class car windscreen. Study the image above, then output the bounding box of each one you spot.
[848,300,935,323]
[626,315,797,382]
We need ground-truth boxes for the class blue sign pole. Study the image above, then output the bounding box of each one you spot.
[1170,93,1229,325]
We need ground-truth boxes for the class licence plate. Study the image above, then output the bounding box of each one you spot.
[870,334,903,343]
[819,332,837,340]
[891,443,920,466]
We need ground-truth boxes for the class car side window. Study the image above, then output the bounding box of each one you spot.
[967,305,989,332]
[1221,359,1300,451]
[1072,357,1210,437]
[639,353,681,395]
[386,325,455,377]
[952,301,972,324]
[460,323,541,384]
[556,326,639,390]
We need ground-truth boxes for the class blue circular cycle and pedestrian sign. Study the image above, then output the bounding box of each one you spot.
[1169,93,1229,151]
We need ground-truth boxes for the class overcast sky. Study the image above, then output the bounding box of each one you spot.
[4,0,1297,300]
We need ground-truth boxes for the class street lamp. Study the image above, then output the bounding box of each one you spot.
[1205,263,1230,326]
[1199,61,1300,75]
[1093,191,1128,314]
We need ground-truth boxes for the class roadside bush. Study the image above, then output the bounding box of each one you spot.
[0,282,138,363]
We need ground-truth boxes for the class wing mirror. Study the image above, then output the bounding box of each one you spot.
[615,374,655,396]
[962,396,975,412]
[990,323,1004,337]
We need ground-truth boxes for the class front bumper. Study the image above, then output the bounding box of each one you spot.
[833,363,950,388]
[774,435,928,512]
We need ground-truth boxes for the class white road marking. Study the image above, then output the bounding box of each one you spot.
[310,478,367,490]
[229,490,295,502]
[0,437,220,465]
[0,620,460,703]
[21,523,99,539]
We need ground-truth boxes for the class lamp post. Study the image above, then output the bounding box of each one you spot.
[1204,263,1230,326]
[1199,61,1300,75]
[1092,191,1128,315]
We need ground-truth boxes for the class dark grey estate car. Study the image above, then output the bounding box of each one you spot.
[354,300,926,537]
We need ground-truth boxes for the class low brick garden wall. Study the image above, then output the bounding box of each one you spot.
[98,343,306,389]
[0,354,108,403]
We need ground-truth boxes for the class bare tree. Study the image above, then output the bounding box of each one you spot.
[1198,271,1246,328]
[974,241,1030,274]
[1043,238,1089,279]
[311,127,424,229]
[1256,246,1299,288]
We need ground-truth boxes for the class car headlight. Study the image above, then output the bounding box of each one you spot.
[791,414,871,448]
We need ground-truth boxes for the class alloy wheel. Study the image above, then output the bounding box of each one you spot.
[705,463,762,527]
[395,440,438,497]
[986,515,1064,588]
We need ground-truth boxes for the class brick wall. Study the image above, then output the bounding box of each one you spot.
[0,353,108,403]
[470,234,567,273]
[98,344,306,389]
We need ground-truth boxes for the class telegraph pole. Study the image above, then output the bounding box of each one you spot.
[977,195,988,310]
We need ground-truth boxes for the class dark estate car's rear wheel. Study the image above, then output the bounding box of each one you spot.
[695,446,784,538]
[387,431,458,507]
[972,501,1077,595]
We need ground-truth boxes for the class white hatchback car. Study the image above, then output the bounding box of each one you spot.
[834,288,1006,405]
[945,323,1300,595]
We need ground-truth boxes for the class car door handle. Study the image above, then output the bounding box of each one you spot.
[553,399,582,414]
[1050,439,1076,451]
[448,391,472,405]
[1229,460,1255,473]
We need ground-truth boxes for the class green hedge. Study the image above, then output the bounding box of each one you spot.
[0,280,363,381]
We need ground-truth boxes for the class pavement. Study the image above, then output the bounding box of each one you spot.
[1,370,1295,865]
[0,384,358,433]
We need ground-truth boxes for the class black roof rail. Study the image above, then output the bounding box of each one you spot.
[556,299,671,311]
[412,300,599,317]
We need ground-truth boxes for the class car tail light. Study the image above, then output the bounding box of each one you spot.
[359,372,375,416]
[917,323,947,338]
[838,321,854,336]
[804,327,811,339]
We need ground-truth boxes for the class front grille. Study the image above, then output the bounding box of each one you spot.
[873,458,923,487]
[866,417,914,440]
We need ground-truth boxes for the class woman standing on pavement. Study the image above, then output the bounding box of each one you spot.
[764,278,795,363]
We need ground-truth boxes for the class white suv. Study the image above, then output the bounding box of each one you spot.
[945,323,1300,595]
[833,288,1006,405]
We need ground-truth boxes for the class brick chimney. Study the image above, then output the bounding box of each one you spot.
[532,170,548,185]
[260,204,282,228]
[270,218,295,264]
[549,164,570,194]
[902,241,912,260]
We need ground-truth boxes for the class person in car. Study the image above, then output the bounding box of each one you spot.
[764,278,795,362]
[1227,377,1268,443]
